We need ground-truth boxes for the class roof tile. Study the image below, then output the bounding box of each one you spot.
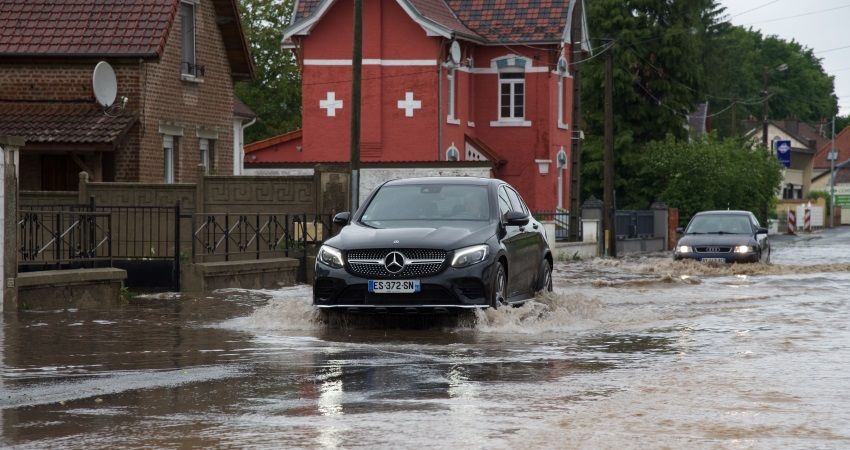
[0,0,178,57]
[0,102,135,145]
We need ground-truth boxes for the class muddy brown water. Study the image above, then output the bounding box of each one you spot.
[2,229,850,449]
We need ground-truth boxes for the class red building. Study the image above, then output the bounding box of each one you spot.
[249,0,588,210]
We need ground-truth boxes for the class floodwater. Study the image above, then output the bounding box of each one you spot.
[2,229,850,449]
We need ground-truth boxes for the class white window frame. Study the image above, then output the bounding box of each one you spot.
[180,0,199,80]
[446,144,459,161]
[447,68,460,125]
[164,135,175,184]
[491,70,531,127]
[199,138,210,174]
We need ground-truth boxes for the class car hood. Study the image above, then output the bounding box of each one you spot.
[327,222,495,251]
[677,234,756,247]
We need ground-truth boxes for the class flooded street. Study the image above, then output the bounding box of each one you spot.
[2,229,850,449]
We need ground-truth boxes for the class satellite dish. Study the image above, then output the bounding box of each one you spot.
[449,41,461,65]
[92,61,118,107]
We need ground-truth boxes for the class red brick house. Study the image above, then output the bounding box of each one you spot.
[246,0,588,211]
[0,0,254,191]
[812,125,850,190]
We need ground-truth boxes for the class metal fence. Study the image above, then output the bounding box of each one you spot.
[532,210,570,241]
[615,210,655,239]
[18,210,112,268]
[192,213,336,281]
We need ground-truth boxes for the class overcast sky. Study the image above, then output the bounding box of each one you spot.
[719,0,850,118]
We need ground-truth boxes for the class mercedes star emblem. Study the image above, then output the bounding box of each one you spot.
[384,251,406,274]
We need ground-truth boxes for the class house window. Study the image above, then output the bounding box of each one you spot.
[199,138,214,174]
[499,72,525,120]
[447,68,458,124]
[164,135,177,183]
[181,1,201,78]
[446,145,459,161]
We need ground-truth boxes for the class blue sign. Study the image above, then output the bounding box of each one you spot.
[775,140,791,168]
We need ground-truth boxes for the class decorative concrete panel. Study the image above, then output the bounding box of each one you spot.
[203,176,315,214]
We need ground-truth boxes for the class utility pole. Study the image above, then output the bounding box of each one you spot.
[567,0,583,242]
[830,116,837,227]
[762,68,769,148]
[349,0,363,211]
[730,96,737,137]
[603,44,617,257]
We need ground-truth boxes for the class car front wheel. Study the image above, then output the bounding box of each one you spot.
[490,262,507,309]
[536,259,553,294]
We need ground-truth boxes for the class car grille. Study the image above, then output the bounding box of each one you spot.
[695,246,732,253]
[346,248,447,279]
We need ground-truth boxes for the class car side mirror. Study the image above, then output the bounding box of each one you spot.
[676,227,685,235]
[504,211,530,227]
[333,212,351,226]
[756,227,768,235]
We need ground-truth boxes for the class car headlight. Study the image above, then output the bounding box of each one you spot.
[318,245,344,268]
[734,245,753,254]
[677,245,692,253]
[451,245,489,268]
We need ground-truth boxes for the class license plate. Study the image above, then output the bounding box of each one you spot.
[701,258,727,264]
[368,280,421,294]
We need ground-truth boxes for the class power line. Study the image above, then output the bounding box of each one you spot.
[742,4,850,26]
[817,44,850,55]
[729,0,782,18]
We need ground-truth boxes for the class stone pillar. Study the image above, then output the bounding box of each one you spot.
[195,164,206,216]
[650,201,669,249]
[582,196,604,252]
[77,170,89,204]
[1,137,24,312]
[667,207,680,251]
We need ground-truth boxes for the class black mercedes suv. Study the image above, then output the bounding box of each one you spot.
[313,177,553,311]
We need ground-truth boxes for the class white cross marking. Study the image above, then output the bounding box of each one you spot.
[397,92,422,117]
[320,92,343,117]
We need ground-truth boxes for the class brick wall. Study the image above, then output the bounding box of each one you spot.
[139,0,236,184]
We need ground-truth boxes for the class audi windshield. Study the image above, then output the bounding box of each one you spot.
[686,214,753,234]
[359,184,491,229]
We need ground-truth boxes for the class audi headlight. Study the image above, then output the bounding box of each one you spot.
[451,245,489,268]
[734,245,753,254]
[318,245,344,268]
[677,245,692,253]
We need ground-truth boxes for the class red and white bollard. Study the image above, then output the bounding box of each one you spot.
[804,201,812,233]
[787,208,796,235]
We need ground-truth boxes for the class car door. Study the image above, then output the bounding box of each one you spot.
[498,186,524,296]
[750,214,769,259]
[504,186,539,295]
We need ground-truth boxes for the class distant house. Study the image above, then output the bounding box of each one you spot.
[246,0,590,210]
[744,118,829,199]
[0,0,254,191]
[811,125,850,191]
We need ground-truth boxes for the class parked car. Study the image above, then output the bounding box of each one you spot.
[313,177,553,311]
[674,210,770,263]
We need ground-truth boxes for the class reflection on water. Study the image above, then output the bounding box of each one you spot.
[3,229,850,448]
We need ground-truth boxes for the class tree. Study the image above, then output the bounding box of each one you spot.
[236,0,302,144]
[636,137,783,224]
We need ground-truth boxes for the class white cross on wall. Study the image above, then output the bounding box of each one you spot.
[320,92,343,117]
[397,92,422,117]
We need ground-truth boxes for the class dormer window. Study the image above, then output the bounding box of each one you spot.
[181,1,204,80]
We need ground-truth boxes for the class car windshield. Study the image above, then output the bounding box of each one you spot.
[686,214,753,234]
[359,184,491,229]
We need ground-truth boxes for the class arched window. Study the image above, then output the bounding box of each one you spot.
[446,145,460,161]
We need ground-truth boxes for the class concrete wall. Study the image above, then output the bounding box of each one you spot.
[182,258,299,292]
[15,268,126,311]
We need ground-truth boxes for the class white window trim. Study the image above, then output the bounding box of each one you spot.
[200,138,210,174]
[446,144,460,161]
[447,68,459,125]
[557,76,569,130]
[163,135,175,184]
